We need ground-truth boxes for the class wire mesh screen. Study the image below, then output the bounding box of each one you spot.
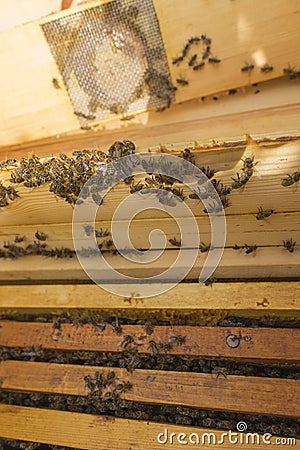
[41,0,175,126]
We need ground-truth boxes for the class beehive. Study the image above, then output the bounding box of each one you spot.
[0,0,299,449]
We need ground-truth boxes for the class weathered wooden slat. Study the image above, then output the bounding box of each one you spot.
[0,247,299,281]
[0,361,299,418]
[0,212,299,249]
[1,405,289,449]
[1,139,300,227]
[1,0,300,148]
[0,322,299,361]
[0,282,298,310]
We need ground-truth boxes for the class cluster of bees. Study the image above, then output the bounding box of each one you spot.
[281,169,300,187]
[7,140,138,206]
[172,34,221,86]
[84,370,132,404]
[231,155,258,189]
[0,181,19,207]
[0,232,75,259]
[144,68,177,112]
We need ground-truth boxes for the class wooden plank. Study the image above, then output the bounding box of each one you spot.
[0,212,300,248]
[1,0,300,148]
[0,247,298,281]
[0,282,299,309]
[1,139,300,226]
[0,322,299,361]
[2,78,300,159]
[1,405,290,450]
[0,361,299,417]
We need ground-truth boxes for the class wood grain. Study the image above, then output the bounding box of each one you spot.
[0,321,299,361]
[1,0,300,148]
[1,405,290,449]
[0,282,298,309]
[0,360,299,417]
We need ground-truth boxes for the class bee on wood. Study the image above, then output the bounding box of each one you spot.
[244,244,257,254]
[193,61,205,70]
[241,62,254,72]
[172,55,184,65]
[176,77,189,86]
[199,166,215,179]
[35,230,47,241]
[6,186,19,201]
[202,46,211,60]
[95,228,110,238]
[119,335,134,348]
[182,148,195,163]
[208,57,221,63]
[145,320,153,335]
[201,34,211,45]
[83,224,94,236]
[214,367,228,379]
[292,170,300,182]
[111,318,122,335]
[182,43,190,58]
[188,54,197,66]
[169,335,186,345]
[84,375,95,392]
[228,88,237,95]
[14,235,25,243]
[283,65,298,79]
[169,237,181,247]
[203,200,223,214]
[242,154,259,169]
[256,207,274,220]
[130,181,144,194]
[105,371,116,386]
[189,36,201,45]
[170,187,185,201]
[283,238,296,253]
[203,277,217,287]
[261,64,273,73]
[199,242,211,253]
[231,173,244,189]
[148,340,159,356]
[281,174,294,187]
[52,78,61,89]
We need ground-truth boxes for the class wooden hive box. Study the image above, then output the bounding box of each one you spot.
[0,0,299,449]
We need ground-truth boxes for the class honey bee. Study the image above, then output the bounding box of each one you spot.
[208,57,221,63]
[188,54,197,66]
[35,231,47,241]
[193,61,205,70]
[281,174,294,187]
[283,238,296,253]
[169,237,181,247]
[261,64,273,73]
[52,77,61,89]
[119,335,134,348]
[169,335,186,345]
[176,77,189,86]
[244,244,257,254]
[14,235,25,243]
[241,62,254,72]
[256,207,274,220]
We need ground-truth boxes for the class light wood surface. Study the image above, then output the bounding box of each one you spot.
[1,0,300,148]
[1,405,292,449]
[1,360,299,418]
[0,282,298,309]
[0,321,299,360]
